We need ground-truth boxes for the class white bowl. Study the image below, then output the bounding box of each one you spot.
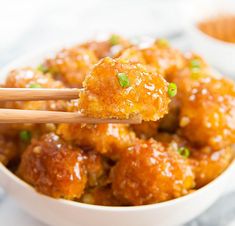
[188,22,235,77]
[0,48,235,226]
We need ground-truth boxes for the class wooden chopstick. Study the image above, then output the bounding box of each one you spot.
[0,88,141,124]
[0,109,141,124]
[0,88,81,101]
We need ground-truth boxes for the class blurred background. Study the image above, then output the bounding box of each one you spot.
[0,0,235,225]
[0,0,230,65]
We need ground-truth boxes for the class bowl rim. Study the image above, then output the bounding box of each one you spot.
[0,42,234,212]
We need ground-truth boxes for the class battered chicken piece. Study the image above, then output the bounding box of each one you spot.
[18,133,87,199]
[190,146,233,188]
[44,46,98,87]
[155,133,234,188]
[81,34,131,59]
[111,139,195,205]
[81,186,122,206]
[158,54,208,134]
[0,67,66,142]
[131,121,159,139]
[57,123,136,160]
[79,57,171,121]
[141,39,185,76]
[178,76,235,150]
[115,46,146,64]
[85,151,111,187]
[4,67,66,111]
[5,67,64,88]
[166,53,210,92]
[164,53,235,149]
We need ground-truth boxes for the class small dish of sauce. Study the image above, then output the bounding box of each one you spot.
[198,15,235,43]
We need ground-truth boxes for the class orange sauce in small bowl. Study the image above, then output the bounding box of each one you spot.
[198,15,235,43]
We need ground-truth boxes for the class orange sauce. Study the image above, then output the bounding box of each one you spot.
[198,15,235,43]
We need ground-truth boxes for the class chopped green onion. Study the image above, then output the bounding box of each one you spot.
[156,38,169,47]
[168,83,177,97]
[190,59,201,80]
[29,83,42,88]
[37,64,48,73]
[178,147,190,158]
[190,59,201,69]
[117,73,130,88]
[19,130,32,142]
[109,34,120,46]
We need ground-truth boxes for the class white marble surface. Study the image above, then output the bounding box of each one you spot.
[0,0,235,225]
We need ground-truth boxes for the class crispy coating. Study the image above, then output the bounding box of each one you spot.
[85,151,111,187]
[111,139,195,205]
[165,53,235,150]
[131,122,159,139]
[5,67,64,88]
[18,133,87,199]
[141,40,185,76]
[155,133,234,188]
[80,40,111,59]
[44,46,98,87]
[115,46,146,64]
[79,57,170,121]
[190,146,233,188]
[57,123,136,160]
[81,35,130,59]
[166,53,209,92]
[179,76,235,150]
[81,186,122,206]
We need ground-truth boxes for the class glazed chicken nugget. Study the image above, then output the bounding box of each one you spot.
[4,67,66,111]
[79,57,171,121]
[115,46,146,64]
[131,121,159,139]
[111,139,195,205]
[5,67,64,88]
[85,151,111,187]
[44,46,98,87]
[57,123,136,159]
[81,34,131,59]
[179,76,235,150]
[81,186,123,206]
[1,67,66,141]
[161,53,210,134]
[166,53,210,92]
[190,146,233,188]
[155,132,234,188]
[18,133,87,199]
[141,39,185,76]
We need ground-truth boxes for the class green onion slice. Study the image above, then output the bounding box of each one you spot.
[109,34,120,46]
[168,82,177,97]
[190,59,201,69]
[178,147,190,158]
[117,72,130,88]
[29,83,42,88]
[19,130,32,142]
[37,64,48,73]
